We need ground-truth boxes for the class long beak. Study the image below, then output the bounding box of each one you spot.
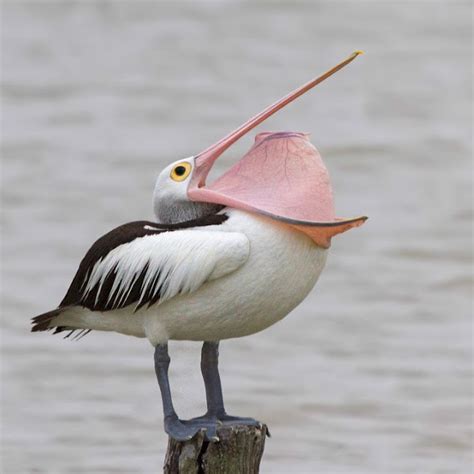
[190,50,364,189]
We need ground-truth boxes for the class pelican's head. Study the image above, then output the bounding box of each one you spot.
[153,51,367,247]
[153,157,223,224]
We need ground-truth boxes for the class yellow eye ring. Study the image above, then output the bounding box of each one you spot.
[170,162,192,182]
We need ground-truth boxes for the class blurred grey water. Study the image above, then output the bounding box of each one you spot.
[1,2,472,473]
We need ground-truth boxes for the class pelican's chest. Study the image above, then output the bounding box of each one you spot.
[225,210,328,331]
[149,210,328,342]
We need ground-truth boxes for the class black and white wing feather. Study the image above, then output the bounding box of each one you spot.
[32,214,249,333]
[65,214,249,312]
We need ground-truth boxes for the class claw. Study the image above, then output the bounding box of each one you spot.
[202,424,219,442]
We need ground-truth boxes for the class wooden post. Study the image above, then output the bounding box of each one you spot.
[163,424,268,474]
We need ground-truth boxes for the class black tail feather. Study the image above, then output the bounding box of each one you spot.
[31,308,92,340]
[31,309,62,332]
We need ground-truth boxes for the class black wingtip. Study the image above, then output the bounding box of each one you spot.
[31,309,62,332]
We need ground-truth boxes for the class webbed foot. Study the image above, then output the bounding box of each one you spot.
[164,414,202,441]
[181,414,220,442]
[180,413,266,441]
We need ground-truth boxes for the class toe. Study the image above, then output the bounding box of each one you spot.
[164,416,200,441]
[203,424,219,443]
[177,416,221,442]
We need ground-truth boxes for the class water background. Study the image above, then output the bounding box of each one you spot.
[1,2,472,473]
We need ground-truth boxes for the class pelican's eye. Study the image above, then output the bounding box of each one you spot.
[170,162,192,182]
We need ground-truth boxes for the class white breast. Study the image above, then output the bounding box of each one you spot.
[143,209,328,344]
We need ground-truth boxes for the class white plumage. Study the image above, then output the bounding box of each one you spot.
[83,228,249,309]
[56,209,327,345]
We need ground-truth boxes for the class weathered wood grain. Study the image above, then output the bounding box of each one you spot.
[163,424,268,474]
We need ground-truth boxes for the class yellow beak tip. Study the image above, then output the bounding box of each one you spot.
[354,50,365,56]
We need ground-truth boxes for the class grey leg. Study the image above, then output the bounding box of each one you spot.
[183,341,261,435]
[156,342,262,442]
[154,344,200,441]
[179,341,222,441]
[201,341,226,416]
[203,341,260,427]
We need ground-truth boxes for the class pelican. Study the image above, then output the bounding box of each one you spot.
[32,52,367,441]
